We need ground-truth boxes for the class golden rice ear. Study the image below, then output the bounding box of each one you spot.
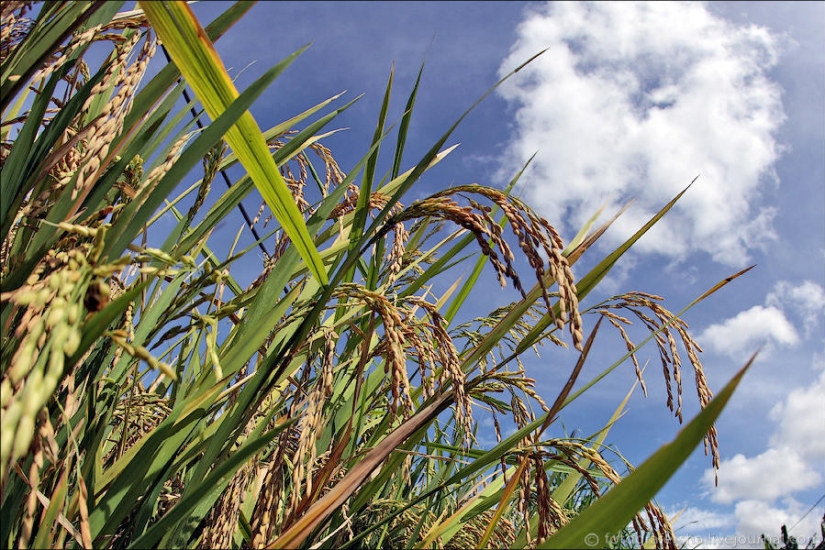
[388,184,583,350]
[14,25,156,228]
[538,439,675,546]
[590,291,718,468]
[288,328,337,514]
[199,464,251,550]
[404,296,473,446]
[335,284,413,418]
[533,454,567,544]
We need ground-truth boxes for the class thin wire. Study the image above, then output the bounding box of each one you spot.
[788,492,825,532]
[160,44,270,259]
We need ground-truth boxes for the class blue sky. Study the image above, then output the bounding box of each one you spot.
[184,2,824,546]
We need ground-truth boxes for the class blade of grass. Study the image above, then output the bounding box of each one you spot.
[391,62,424,179]
[140,1,328,284]
[118,1,257,151]
[350,66,393,249]
[103,47,299,260]
[541,353,757,549]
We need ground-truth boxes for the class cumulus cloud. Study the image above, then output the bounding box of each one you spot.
[767,280,825,337]
[699,280,824,360]
[701,358,825,504]
[698,305,798,360]
[678,498,825,549]
[672,506,735,532]
[674,498,822,549]
[734,498,824,545]
[703,448,822,505]
[696,359,825,541]
[497,1,786,266]
[768,363,825,462]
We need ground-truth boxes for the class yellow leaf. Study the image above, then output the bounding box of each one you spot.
[140,1,328,284]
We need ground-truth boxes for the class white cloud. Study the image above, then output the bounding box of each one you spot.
[703,448,822,505]
[734,498,824,546]
[767,280,825,337]
[702,359,824,505]
[692,356,825,545]
[677,499,824,549]
[698,305,799,360]
[496,1,785,266]
[672,506,735,532]
[768,362,825,462]
[698,280,824,361]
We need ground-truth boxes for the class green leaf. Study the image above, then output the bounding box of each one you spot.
[102,44,297,260]
[352,66,393,248]
[391,62,424,179]
[133,415,296,549]
[140,1,329,284]
[541,353,756,549]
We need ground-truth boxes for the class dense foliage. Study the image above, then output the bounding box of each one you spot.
[1,2,753,548]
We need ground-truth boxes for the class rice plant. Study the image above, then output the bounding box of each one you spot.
[1,2,756,548]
